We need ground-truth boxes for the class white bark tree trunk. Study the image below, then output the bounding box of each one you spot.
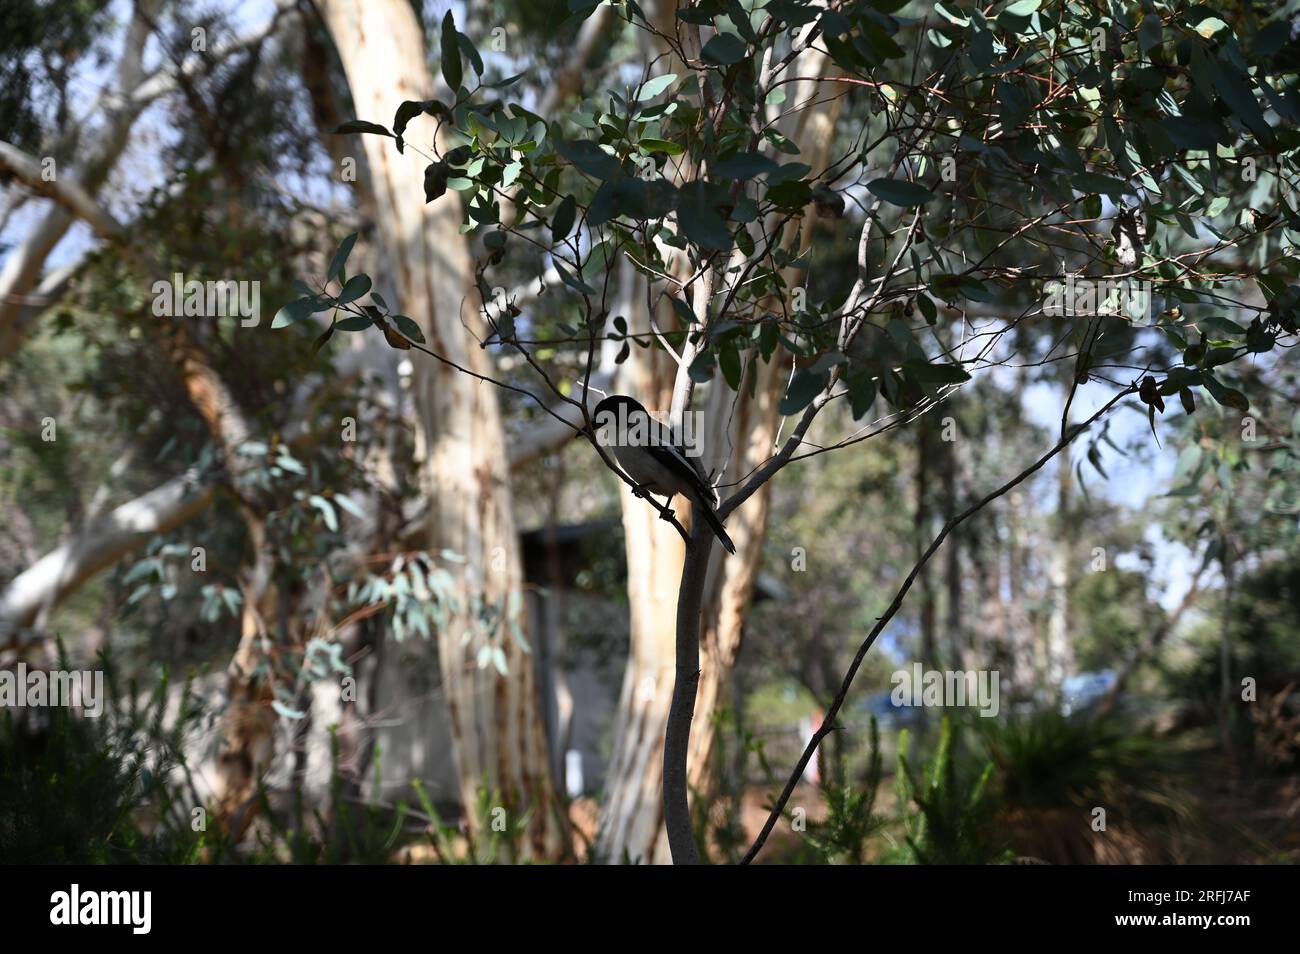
[596,16,842,861]
[318,0,562,857]
[0,472,214,642]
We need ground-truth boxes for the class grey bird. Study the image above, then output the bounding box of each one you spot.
[588,394,736,554]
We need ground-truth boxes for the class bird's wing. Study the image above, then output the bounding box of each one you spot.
[645,440,717,506]
[681,449,718,506]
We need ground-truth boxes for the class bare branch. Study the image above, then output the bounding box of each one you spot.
[0,469,216,645]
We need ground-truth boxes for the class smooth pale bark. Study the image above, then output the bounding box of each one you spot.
[318,0,561,857]
[595,323,684,862]
[679,354,784,798]
[0,473,214,641]
[597,15,843,860]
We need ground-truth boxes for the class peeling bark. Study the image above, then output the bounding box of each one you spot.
[318,0,562,857]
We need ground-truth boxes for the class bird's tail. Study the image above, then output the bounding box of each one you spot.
[692,496,736,555]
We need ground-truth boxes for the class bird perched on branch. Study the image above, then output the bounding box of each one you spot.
[588,394,735,555]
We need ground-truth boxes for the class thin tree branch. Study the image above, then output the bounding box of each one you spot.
[738,385,1135,864]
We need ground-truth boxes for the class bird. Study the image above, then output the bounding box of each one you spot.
[587,394,736,554]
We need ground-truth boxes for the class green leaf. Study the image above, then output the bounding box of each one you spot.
[719,342,743,390]
[393,100,447,139]
[932,273,993,303]
[766,179,812,210]
[337,275,372,305]
[701,32,748,65]
[444,145,472,166]
[768,162,811,185]
[457,31,483,76]
[1211,62,1271,142]
[764,0,819,26]
[271,298,315,329]
[327,233,358,283]
[1202,375,1249,412]
[1070,172,1133,198]
[779,367,828,415]
[554,260,597,295]
[677,181,732,250]
[808,351,847,375]
[640,138,685,156]
[440,11,462,91]
[309,495,338,533]
[847,372,878,420]
[635,73,678,100]
[333,120,392,137]
[551,195,577,241]
[1252,21,1292,57]
[903,361,971,385]
[556,138,622,179]
[334,493,366,520]
[1173,445,1203,483]
[390,314,425,344]
[335,314,372,331]
[1162,116,1223,151]
[588,177,677,225]
[867,178,936,207]
[688,351,715,383]
[858,18,905,60]
[671,297,697,325]
[424,162,450,203]
[1194,17,1229,39]
[712,151,780,180]
[916,294,937,324]
[1138,13,1162,53]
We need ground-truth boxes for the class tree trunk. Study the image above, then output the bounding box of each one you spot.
[0,473,214,641]
[915,416,938,667]
[318,0,562,858]
[1045,450,1075,696]
[596,21,842,859]
[942,439,964,668]
[1005,490,1039,699]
